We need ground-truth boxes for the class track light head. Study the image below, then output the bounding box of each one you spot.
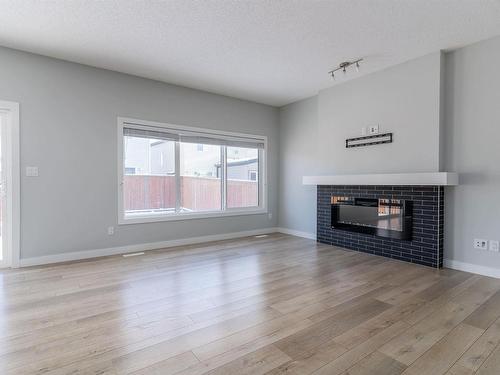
[328,58,363,79]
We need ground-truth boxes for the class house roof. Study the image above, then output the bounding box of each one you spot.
[215,157,258,168]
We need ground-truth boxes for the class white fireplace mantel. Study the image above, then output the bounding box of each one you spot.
[302,172,458,186]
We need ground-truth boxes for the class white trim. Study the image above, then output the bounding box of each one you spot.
[302,172,459,186]
[0,100,20,268]
[19,228,279,267]
[117,119,125,224]
[444,259,500,279]
[276,227,316,240]
[117,117,268,225]
[119,208,268,225]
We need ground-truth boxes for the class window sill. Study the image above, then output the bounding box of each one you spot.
[118,208,268,225]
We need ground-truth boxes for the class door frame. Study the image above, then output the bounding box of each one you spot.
[0,100,20,268]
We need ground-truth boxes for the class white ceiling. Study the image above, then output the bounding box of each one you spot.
[1,1,500,106]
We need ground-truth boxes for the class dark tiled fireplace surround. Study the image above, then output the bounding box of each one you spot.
[317,185,444,268]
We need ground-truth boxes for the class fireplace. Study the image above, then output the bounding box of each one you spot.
[316,185,444,268]
[331,196,412,240]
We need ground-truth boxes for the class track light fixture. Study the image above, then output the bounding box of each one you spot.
[329,58,363,79]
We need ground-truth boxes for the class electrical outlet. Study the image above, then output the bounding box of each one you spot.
[268,213,273,220]
[489,240,499,252]
[107,226,114,235]
[474,239,488,250]
[368,125,379,135]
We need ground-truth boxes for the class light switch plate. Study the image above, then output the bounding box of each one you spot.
[26,166,39,177]
[368,125,380,135]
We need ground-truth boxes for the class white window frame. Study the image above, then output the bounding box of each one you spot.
[117,117,267,224]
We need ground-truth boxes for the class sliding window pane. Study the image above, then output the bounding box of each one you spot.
[180,143,222,212]
[226,147,259,208]
[123,136,176,216]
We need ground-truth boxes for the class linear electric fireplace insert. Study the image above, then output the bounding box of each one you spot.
[331,196,412,240]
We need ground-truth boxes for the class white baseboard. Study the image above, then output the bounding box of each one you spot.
[19,227,279,267]
[444,259,500,279]
[276,227,316,240]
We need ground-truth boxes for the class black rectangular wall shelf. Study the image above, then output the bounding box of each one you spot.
[346,132,393,148]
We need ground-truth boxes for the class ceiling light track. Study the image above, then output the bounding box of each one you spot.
[329,58,363,79]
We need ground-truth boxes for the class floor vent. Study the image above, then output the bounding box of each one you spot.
[122,252,145,257]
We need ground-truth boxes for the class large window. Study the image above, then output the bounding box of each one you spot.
[118,118,266,223]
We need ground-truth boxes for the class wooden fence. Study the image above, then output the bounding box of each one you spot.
[123,175,258,211]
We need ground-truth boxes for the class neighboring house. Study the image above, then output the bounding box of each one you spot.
[219,146,259,181]
[123,137,151,175]
[125,139,257,180]
[216,157,258,181]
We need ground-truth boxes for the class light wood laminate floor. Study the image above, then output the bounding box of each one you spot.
[1,234,500,374]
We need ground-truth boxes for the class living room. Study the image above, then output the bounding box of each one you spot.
[0,1,500,374]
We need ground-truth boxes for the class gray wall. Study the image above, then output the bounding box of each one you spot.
[278,53,442,236]
[443,36,500,270]
[317,52,442,174]
[0,47,279,259]
[278,96,318,234]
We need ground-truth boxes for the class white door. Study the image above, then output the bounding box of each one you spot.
[0,112,7,267]
[0,101,20,268]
